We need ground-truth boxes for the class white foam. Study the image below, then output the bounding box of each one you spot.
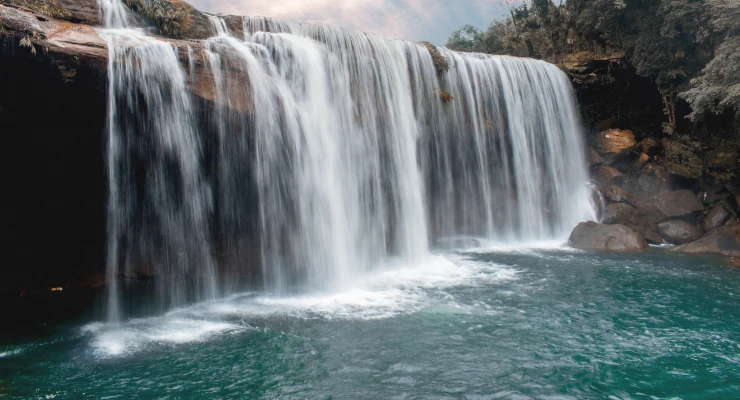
[460,239,581,254]
[85,254,518,356]
[0,348,23,358]
[84,316,243,357]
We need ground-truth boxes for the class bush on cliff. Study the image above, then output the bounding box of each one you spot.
[2,0,70,19]
[123,0,192,38]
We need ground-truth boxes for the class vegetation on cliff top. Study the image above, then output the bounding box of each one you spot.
[446,0,740,137]
[123,0,192,38]
[1,0,70,19]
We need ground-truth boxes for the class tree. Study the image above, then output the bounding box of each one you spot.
[680,0,740,126]
[445,24,484,52]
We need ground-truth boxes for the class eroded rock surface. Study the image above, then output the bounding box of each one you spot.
[657,219,703,245]
[569,221,648,251]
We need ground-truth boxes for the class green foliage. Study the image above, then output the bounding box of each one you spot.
[445,24,483,52]
[680,37,740,119]
[446,0,740,134]
[3,0,70,19]
[123,0,192,38]
[679,0,740,123]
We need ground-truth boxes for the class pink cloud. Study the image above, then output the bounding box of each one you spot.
[187,0,510,44]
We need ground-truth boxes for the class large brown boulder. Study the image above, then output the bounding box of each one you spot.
[602,203,662,243]
[594,129,636,156]
[662,139,704,179]
[672,226,740,257]
[702,203,732,232]
[637,190,703,222]
[657,220,703,245]
[569,222,649,251]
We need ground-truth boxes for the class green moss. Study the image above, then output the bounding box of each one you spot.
[3,0,71,19]
[662,139,704,179]
[123,0,192,38]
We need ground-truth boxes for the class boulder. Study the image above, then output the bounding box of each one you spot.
[637,190,703,222]
[569,222,648,251]
[590,148,605,169]
[594,166,623,186]
[702,203,732,232]
[657,220,703,245]
[672,226,740,257]
[594,129,636,155]
[634,152,650,169]
[634,164,671,199]
[602,203,662,244]
[639,138,662,156]
[662,139,704,179]
[602,185,636,207]
[726,219,740,236]
[700,190,724,206]
[725,257,740,268]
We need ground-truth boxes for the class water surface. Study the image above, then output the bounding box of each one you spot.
[2,247,739,399]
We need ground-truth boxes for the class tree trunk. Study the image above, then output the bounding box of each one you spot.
[526,39,536,58]
[661,89,677,135]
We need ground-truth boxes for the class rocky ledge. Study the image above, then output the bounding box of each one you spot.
[573,127,740,267]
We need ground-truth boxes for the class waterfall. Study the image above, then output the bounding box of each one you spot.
[98,2,594,320]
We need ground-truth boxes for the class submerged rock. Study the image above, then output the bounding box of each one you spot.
[637,190,703,222]
[672,226,740,257]
[657,220,703,245]
[569,221,649,251]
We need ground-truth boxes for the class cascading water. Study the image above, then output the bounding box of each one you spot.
[98,2,594,321]
[99,1,218,321]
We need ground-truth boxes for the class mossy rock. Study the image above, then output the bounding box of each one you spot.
[420,41,449,78]
[662,139,704,179]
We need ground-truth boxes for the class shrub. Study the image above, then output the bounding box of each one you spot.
[123,0,192,38]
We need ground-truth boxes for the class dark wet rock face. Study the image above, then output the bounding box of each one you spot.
[602,185,637,207]
[657,220,703,245]
[637,190,704,222]
[601,203,662,244]
[594,166,623,187]
[569,222,648,251]
[703,203,732,232]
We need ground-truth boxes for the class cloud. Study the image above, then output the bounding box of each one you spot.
[187,0,512,45]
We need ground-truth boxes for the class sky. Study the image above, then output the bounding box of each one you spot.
[187,0,513,45]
